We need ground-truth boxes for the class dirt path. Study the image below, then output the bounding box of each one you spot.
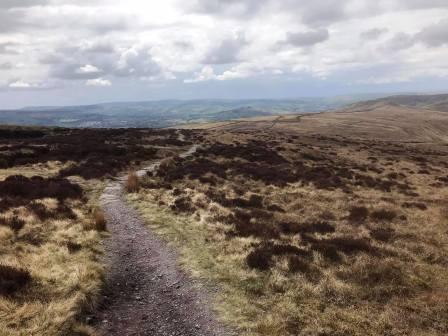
[91,145,231,336]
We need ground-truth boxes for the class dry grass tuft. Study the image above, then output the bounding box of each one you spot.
[93,208,107,231]
[125,171,140,193]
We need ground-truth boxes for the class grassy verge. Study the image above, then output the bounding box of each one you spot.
[0,175,106,336]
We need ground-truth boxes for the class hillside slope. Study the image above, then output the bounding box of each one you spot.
[182,103,448,143]
[346,93,448,112]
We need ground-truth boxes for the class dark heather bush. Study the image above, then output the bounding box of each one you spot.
[402,202,428,210]
[279,221,335,235]
[370,228,396,242]
[66,241,82,253]
[0,175,83,202]
[171,197,194,213]
[246,249,271,271]
[0,129,45,139]
[0,265,31,295]
[288,256,311,274]
[27,202,50,221]
[348,206,369,223]
[27,201,77,221]
[0,216,25,233]
[246,243,312,271]
[321,237,377,255]
[370,209,397,222]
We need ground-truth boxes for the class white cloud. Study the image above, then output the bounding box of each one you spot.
[7,79,54,89]
[86,77,112,86]
[77,64,101,74]
[9,80,32,88]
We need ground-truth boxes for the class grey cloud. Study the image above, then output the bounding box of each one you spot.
[299,1,347,26]
[114,47,162,78]
[0,42,19,54]
[360,28,388,40]
[0,0,49,9]
[174,41,193,50]
[187,0,447,28]
[0,0,108,9]
[0,62,13,70]
[383,32,415,51]
[83,41,116,54]
[0,10,27,33]
[39,53,67,65]
[203,34,247,64]
[415,19,448,47]
[188,0,348,26]
[189,0,264,17]
[380,19,448,52]
[284,29,330,47]
[0,6,131,34]
[398,0,448,10]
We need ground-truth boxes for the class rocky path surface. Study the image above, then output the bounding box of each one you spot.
[91,145,231,336]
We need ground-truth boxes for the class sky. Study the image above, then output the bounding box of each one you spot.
[0,0,448,108]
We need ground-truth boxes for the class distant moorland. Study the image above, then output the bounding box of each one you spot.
[0,96,385,128]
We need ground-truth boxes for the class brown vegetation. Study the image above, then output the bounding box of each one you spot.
[0,126,194,336]
[0,131,144,333]
[131,119,448,336]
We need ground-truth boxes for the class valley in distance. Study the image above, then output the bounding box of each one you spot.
[1,93,447,336]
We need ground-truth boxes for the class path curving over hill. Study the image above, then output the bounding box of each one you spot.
[91,145,230,336]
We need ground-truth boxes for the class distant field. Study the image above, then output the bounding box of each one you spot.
[0,98,355,128]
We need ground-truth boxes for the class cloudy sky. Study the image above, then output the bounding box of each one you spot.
[1,0,448,108]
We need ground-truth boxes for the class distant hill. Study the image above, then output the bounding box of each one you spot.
[0,97,370,128]
[346,93,448,112]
